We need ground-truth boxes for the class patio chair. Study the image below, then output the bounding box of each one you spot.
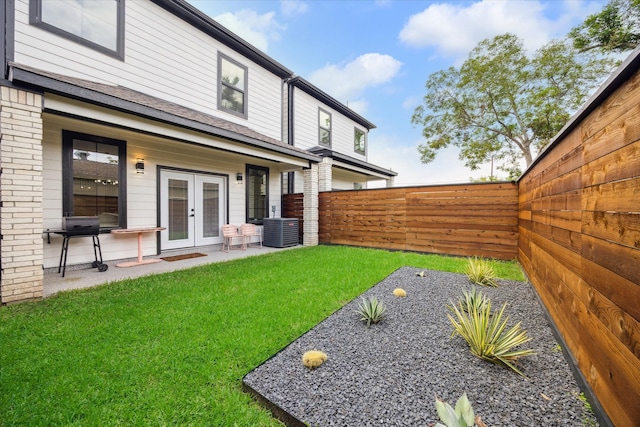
[221,224,245,252]
[240,223,262,249]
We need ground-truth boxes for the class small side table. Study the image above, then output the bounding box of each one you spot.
[110,227,166,267]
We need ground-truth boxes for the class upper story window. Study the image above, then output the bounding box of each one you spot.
[354,128,366,154]
[319,108,332,147]
[218,53,248,118]
[30,0,125,60]
[62,131,127,229]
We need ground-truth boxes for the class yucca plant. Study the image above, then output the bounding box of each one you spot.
[447,296,534,376]
[356,296,386,327]
[458,287,489,314]
[463,257,498,287]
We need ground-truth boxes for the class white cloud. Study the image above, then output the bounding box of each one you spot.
[281,0,309,17]
[402,95,421,110]
[307,53,402,103]
[398,0,584,59]
[214,9,284,52]
[367,135,493,187]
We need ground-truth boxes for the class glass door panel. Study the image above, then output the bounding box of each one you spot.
[196,175,225,246]
[168,178,189,241]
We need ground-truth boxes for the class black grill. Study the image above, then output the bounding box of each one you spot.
[62,216,101,236]
[55,216,108,277]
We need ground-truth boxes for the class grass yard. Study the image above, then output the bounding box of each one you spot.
[0,246,524,426]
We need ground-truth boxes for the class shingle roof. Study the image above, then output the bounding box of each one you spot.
[9,62,319,162]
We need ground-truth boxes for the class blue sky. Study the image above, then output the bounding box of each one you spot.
[188,0,609,185]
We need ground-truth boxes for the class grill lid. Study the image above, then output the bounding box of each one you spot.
[62,216,100,235]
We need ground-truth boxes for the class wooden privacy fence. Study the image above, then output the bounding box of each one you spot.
[285,182,519,260]
[517,59,640,426]
[282,192,304,243]
[283,52,640,426]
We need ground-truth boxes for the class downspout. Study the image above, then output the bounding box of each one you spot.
[285,77,296,194]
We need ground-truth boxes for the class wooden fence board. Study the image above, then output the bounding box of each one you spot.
[582,211,640,250]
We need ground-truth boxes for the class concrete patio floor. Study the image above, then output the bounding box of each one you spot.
[44,244,298,297]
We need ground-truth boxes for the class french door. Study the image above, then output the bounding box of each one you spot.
[160,170,226,250]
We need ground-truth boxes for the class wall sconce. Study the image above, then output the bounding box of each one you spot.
[135,158,145,174]
[236,172,243,184]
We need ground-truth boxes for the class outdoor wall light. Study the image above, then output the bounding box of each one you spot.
[236,172,243,184]
[135,158,145,174]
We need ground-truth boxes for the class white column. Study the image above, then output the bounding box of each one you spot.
[302,164,319,246]
[318,157,333,192]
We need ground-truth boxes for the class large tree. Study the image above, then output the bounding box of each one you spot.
[569,0,640,53]
[412,34,615,178]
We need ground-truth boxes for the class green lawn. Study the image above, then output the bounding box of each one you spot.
[0,246,524,426]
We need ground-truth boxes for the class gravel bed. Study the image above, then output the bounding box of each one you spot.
[243,267,598,426]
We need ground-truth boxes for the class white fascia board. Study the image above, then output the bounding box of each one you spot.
[332,159,391,180]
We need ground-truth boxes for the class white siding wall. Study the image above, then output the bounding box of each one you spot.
[293,89,368,161]
[41,114,283,268]
[13,0,283,141]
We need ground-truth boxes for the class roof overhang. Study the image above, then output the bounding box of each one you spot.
[308,147,396,179]
[8,63,320,164]
[288,77,376,130]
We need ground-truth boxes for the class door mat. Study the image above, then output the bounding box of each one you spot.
[160,253,207,262]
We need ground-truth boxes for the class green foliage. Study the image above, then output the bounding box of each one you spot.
[434,392,476,427]
[569,0,640,53]
[464,257,498,287]
[458,287,489,314]
[356,296,386,327]
[447,295,535,376]
[412,33,616,175]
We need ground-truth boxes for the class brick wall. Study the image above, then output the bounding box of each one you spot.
[0,86,44,304]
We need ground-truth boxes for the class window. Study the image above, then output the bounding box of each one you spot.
[319,108,331,147]
[246,165,269,224]
[354,128,366,154]
[218,53,248,118]
[30,0,125,59]
[62,131,127,228]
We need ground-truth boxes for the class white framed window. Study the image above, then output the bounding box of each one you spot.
[354,128,366,154]
[30,0,125,60]
[319,108,332,147]
[218,53,248,118]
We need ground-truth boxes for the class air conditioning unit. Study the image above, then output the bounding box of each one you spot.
[263,218,299,248]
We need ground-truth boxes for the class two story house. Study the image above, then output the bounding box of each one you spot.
[0,0,395,304]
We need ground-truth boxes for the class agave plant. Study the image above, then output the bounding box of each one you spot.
[447,296,534,376]
[356,296,386,327]
[463,257,498,287]
[458,287,489,314]
[434,392,479,427]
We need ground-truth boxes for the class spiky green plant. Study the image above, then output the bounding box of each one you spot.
[434,392,477,427]
[459,287,489,313]
[356,296,386,327]
[447,296,534,376]
[464,257,498,287]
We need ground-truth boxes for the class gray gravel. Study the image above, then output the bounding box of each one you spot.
[243,267,598,426]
